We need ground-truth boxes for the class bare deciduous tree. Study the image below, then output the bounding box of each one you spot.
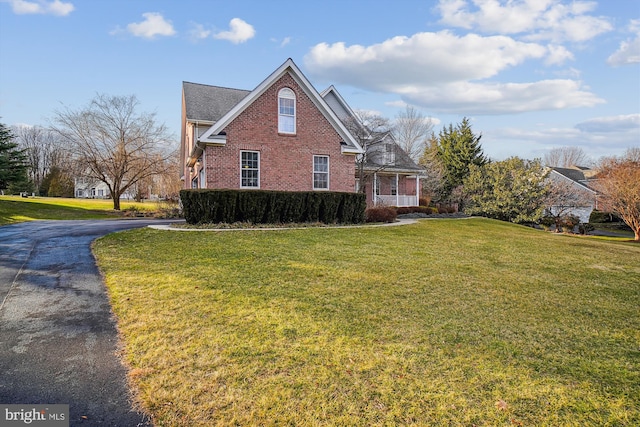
[593,148,640,241]
[12,125,71,193]
[341,110,392,195]
[418,133,444,203]
[544,174,594,232]
[544,146,591,168]
[393,106,434,162]
[52,94,175,210]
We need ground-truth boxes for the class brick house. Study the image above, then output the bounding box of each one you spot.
[180,58,424,206]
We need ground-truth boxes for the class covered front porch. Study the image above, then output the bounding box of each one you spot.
[370,172,421,207]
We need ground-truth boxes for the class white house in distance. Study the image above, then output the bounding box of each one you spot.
[74,177,135,200]
[547,166,598,223]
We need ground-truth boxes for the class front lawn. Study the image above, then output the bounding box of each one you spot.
[0,195,165,225]
[94,219,640,426]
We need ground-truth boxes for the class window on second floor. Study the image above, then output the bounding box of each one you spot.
[278,88,296,134]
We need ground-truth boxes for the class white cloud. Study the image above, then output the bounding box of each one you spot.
[125,12,176,39]
[188,22,211,41]
[400,79,604,114]
[437,0,612,43]
[544,44,574,65]
[575,114,640,133]
[484,116,638,161]
[4,0,73,16]
[214,18,255,44]
[607,37,640,66]
[305,31,547,89]
[305,30,600,115]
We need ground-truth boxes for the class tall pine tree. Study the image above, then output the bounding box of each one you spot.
[0,122,31,192]
[435,117,488,199]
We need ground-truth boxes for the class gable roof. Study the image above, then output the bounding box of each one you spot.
[550,167,597,193]
[364,133,426,174]
[183,82,250,124]
[197,58,363,155]
[320,85,424,175]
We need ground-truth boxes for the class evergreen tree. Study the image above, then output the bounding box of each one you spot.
[435,117,488,199]
[464,157,549,224]
[0,122,31,192]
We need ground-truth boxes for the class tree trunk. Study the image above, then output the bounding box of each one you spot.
[112,193,121,210]
[635,228,639,241]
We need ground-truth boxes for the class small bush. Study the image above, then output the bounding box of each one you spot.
[539,216,555,231]
[562,214,580,233]
[438,207,448,214]
[589,210,620,223]
[395,206,433,215]
[419,197,431,207]
[578,223,595,235]
[365,207,397,223]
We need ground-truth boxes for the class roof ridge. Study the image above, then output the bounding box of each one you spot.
[183,81,250,92]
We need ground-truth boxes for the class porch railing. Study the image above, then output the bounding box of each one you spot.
[374,195,419,207]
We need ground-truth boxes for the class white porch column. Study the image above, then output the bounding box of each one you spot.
[395,174,399,207]
[416,175,420,206]
[373,172,378,206]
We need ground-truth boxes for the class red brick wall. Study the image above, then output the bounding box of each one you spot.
[203,73,356,192]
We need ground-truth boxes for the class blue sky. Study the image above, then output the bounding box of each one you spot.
[1,0,638,162]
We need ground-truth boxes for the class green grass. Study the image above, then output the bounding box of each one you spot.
[0,195,162,225]
[93,219,640,426]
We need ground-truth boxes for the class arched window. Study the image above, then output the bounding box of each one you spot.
[278,88,296,134]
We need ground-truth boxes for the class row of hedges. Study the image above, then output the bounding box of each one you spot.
[180,189,366,225]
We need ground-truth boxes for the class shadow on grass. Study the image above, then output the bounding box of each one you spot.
[0,199,120,225]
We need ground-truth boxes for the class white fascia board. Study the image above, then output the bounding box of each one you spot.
[198,59,364,154]
[198,59,298,142]
[549,169,597,194]
[321,85,370,140]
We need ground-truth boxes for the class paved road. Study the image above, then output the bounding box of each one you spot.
[0,219,179,426]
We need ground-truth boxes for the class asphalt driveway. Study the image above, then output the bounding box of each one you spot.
[0,219,179,426]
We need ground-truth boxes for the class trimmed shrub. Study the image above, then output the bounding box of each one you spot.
[180,189,366,225]
[589,210,621,223]
[395,206,435,215]
[365,207,398,223]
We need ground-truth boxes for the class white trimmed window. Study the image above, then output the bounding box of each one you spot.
[278,88,296,134]
[313,155,329,190]
[241,151,260,188]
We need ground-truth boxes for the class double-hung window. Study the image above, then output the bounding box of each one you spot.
[241,151,260,188]
[313,155,329,190]
[278,88,296,134]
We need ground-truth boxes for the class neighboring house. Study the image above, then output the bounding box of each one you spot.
[180,58,424,207]
[547,166,598,223]
[74,177,110,199]
[74,176,135,200]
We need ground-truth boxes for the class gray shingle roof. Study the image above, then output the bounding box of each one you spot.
[363,133,425,174]
[183,81,250,123]
[551,167,597,192]
[552,167,587,183]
